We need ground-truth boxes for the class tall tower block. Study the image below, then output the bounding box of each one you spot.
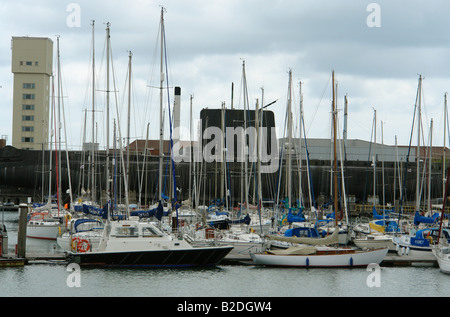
[11,37,53,150]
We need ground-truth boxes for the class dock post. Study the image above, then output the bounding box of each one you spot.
[17,203,28,258]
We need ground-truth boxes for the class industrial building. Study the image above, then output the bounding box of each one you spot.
[11,36,53,150]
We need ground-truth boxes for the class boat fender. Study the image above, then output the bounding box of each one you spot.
[350,257,353,267]
[401,247,405,256]
[71,237,78,251]
[396,244,399,252]
[65,214,71,228]
[406,247,410,255]
[306,257,309,267]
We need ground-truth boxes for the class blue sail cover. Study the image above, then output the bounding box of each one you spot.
[287,209,305,222]
[130,201,168,220]
[82,204,108,218]
[229,214,251,225]
[372,206,393,220]
[374,219,400,233]
[413,211,439,226]
[284,227,323,238]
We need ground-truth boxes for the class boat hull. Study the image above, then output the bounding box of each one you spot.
[250,247,388,268]
[68,245,233,268]
[221,242,264,261]
[353,237,396,251]
[432,247,450,274]
[436,256,450,274]
[57,233,102,251]
[27,224,61,240]
[392,236,436,259]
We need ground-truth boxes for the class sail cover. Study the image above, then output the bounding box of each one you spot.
[267,226,340,245]
[267,245,317,255]
[414,211,439,226]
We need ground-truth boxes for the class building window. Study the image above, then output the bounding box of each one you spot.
[21,137,34,143]
[22,126,34,132]
[35,61,38,66]
[23,83,35,89]
[23,94,35,100]
[26,61,32,66]
[22,104,35,110]
[22,115,34,121]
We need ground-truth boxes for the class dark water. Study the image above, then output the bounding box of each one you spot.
[1,210,450,298]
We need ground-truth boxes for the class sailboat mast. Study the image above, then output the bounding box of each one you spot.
[242,61,249,215]
[428,119,433,213]
[56,36,62,215]
[286,70,293,209]
[189,95,193,209]
[415,75,422,212]
[332,70,339,227]
[444,92,447,202]
[298,81,303,206]
[91,20,96,202]
[57,36,74,211]
[126,51,132,191]
[158,8,165,203]
[48,75,55,205]
[105,22,111,214]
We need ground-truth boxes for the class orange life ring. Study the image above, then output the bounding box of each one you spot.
[77,238,90,252]
[71,237,90,252]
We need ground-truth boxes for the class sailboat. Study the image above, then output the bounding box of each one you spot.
[432,96,450,274]
[250,71,388,267]
[68,9,232,267]
[27,36,70,240]
[352,111,397,251]
[391,76,446,259]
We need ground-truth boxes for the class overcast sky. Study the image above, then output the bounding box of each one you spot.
[1,0,450,151]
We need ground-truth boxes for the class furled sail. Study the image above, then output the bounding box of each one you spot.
[267,226,339,245]
[267,245,317,255]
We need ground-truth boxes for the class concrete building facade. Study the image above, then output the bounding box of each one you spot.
[11,37,53,150]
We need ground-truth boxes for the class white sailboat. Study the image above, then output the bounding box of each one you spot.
[250,71,388,267]
[353,233,396,251]
[27,37,69,240]
[433,94,450,274]
[27,210,63,240]
[68,9,233,267]
[57,218,104,251]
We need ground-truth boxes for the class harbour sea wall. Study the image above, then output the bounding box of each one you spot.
[0,145,443,214]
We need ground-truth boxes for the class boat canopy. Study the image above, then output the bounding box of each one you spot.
[284,227,323,238]
[287,209,305,223]
[73,218,103,232]
[372,206,393,220]
[413,211,439,226]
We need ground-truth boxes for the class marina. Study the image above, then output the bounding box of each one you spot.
[0,206,443,268]
[2,2,450,305]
